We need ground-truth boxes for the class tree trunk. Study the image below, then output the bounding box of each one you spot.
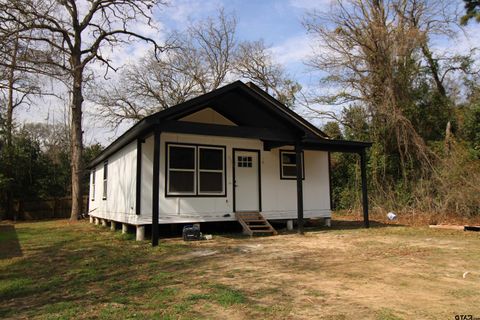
[421,44,447,98]
[70,60,84,221]
[5,36,19,221]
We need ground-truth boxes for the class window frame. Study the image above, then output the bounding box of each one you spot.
[166,144,197,196]
[165,142,227,197]
[198,146,226,196]
[91,169,96,201]
[279,149,305,180]
[102,160,108,200]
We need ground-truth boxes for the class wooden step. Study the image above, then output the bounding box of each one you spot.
[235,212,277,236]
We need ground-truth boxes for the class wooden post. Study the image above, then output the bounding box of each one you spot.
[110,221,116,231]
[328,152,333,211]
[152,129,160,247]
[295,143,304,234]
[122,223,128,234]
[360,149,369,228]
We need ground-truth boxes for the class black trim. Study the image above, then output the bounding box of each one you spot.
[245,82,329,139]
[91,169,95,201]
[295,143,304,234]
[328,152,333,211]
[302,138,372,153]
[263,141,288,151]
[135,139,142,215]
[102,160,108,200]
[232,148,262,212]
[279,149,305,180]
[360,150,369,228]
[152,130,160,246]
[162,120,296,142]
[164,142,227,198]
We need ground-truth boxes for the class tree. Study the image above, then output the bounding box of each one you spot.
[461,0,480,25]
[92,9,236,128]
[94,10,302,127]
[233,40,301,107]
[0,0,168,220]
[303,0,468,187]
[0,32,40,219]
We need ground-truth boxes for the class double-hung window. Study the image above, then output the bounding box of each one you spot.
[103,161,108,200]
[167,145,196,195]
[167,144,225,196]
[280,150,304,180]
[198,147,224,195]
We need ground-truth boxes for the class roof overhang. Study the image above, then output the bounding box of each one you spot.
[88,81,371,169]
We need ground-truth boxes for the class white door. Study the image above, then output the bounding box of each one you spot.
[234,150,260,212]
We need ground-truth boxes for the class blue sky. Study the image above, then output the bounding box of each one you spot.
[15,0,480,145]
[154,0,328,86]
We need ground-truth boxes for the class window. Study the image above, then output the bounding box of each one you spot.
[280,150,304,180]
[103,161,108,200]
[198,147,224,194]
[167,145,196,195]
[166,144,225,196]
[91,169,95,201]
[237,156,252,168]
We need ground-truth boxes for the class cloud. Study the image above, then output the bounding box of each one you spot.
[269,34,313,66]
[289,0,334,11]
[160,0,223,27]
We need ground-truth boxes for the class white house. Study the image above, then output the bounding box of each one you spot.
[88,81,371,245]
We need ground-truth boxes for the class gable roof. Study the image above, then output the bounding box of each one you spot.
[88,80,370,168]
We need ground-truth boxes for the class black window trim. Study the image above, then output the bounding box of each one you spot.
[279,149,305,180]
[91,168,96,201]
[165,142,227,198]
[102,160,108,200]
[166,144,197,196]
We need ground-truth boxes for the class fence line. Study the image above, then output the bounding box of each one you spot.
[10,196,89,220]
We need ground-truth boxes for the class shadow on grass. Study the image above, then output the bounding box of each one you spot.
[267,219,405,235]
[0,225,23,259]
[327,219,405,230]
[0,222,219,319]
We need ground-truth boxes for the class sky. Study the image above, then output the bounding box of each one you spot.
[14,0,480,146]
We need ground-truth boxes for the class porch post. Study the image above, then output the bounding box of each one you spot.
[295,142,304,234]
[360,149,369,228]
[152,129,161,246]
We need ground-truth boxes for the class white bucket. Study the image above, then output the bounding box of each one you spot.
[387,212,397,220]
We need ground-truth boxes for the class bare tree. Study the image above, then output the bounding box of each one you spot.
[94,9,302,127]
[0,0,168,220]
[0,32,40,219]
[92,9,237,128]
[233,40,301,107]
[304,0,439,185]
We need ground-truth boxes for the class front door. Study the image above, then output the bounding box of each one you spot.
[233,150,260,212]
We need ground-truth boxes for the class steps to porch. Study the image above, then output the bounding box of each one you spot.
[235,212,278,236]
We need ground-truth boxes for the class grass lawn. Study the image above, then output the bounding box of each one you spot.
[1,218,480,319]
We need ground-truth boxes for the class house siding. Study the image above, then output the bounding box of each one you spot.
[133,132,331,225]
[89,132,331,225]
[89,140,138,224]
